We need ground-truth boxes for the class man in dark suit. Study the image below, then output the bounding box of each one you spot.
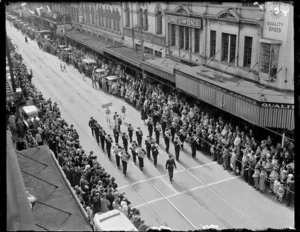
[145,136,152,159]
[151,143,159,167]
[113,126,119,144]
[94,121,100,145]
[122,133,129,152]
[106,135,112,160]
[136,127,143,146]
[128,124,134,143]
[88,117,96,137]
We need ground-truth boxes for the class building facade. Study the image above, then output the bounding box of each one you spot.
[70,3,123,46]
[164,2,293,91]
[122,2,167,58]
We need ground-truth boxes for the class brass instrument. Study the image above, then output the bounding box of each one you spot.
[193,135,200,145]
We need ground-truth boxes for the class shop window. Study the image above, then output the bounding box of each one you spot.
[194,28,200,53]
[260,43,279,78]
[222,33,236,63]
[169,24,176,46]
[155,50,162,57]
[156,8,162,35]
[145,47,153,55]
[243,36,253,68]
[179,26,184,49]
[210,30,216,57]
[125,4,130,27]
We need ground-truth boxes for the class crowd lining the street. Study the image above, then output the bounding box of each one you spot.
[6,36,149,230]
[62,43,295,207]
[7,19,294,227]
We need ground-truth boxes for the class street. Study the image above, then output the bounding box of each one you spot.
[7,22,294,230]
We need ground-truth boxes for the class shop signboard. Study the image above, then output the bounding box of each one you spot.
[263,2,290,40]
[166,15,202,29]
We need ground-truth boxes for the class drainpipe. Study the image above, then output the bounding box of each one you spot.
[204,3,207,65]
[237,19,240,67]
[131,2,135,50]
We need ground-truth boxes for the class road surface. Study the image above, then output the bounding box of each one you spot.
[7,22,294,230]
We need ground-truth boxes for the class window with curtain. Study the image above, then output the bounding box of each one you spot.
[222,33,236,63]
[91,7,94,24]
[243,36,253,68]
[87,7,90,24]
[260,43,279,76]
[108,9,111,29]
[179,26,184,49]
[143,9,148,31]
[138,8,143,27]
[116,9,120,31]
[210,30,216,57]
[156,8,162,34]
[169,24,176,46]
[194,28,200,53]
[184,27,189,50]
[125,4,130,27]
[98,7,101,26]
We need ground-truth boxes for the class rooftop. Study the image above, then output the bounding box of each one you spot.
[16,145,92,231]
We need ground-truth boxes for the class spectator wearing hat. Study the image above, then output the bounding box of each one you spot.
[113,198,121,210]
[286,175,294,207]
[259,168,267,193]
[100,193,110,213]
[277,181,285,203]
[269,166,279,194]
[252,167,260,190]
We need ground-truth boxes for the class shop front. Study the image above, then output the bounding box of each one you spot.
[140,59,176,89]
[175,68,294,130]
[103,46,152,78]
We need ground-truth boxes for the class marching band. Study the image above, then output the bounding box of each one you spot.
[88,112,203,177]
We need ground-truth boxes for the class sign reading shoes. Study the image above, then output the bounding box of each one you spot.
[166,15,202,29]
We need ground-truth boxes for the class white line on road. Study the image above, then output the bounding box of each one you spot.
[134,176,239,209]
[117,161,217,190]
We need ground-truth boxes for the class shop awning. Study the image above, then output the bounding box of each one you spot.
[66,32,110,55]
[104,46,153,68]
[141,58,178,83]
[175,66,294,130]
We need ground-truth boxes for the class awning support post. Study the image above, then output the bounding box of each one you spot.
[237,61,258,86]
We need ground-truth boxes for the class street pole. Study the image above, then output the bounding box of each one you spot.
[6,32,16,93]
[64,3,66,46]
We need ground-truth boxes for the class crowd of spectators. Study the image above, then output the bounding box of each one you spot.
[6,36,149,230]
[63,42,295,208]
[10,16,295,213]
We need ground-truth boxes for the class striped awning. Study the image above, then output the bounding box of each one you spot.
[259,107,294,130]
[176,72,294,130]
